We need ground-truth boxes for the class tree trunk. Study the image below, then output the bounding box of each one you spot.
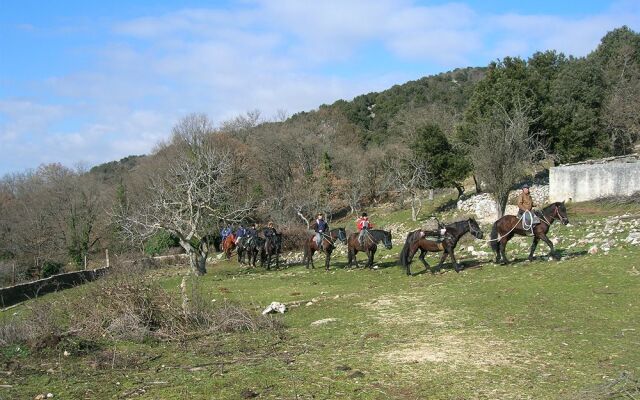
[181,239,207,276]
[473,175,482,194]
[454,183,464,199]
[497,193,509,218]
[188,251,207,276]
[429,189,434,201]
[410,193,422,221]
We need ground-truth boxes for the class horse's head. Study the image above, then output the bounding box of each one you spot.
[554,201,569,225]
[336,228,347,244]
[468,218,484,239]
[382,230,393,250]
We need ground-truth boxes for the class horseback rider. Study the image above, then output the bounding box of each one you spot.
[517,184,539,227]
[356,212,373,247]
[235,224,247,244]
[311,213,329,249]
[246,223,258,245]
[264,221,277,238]
[221,224,233,243]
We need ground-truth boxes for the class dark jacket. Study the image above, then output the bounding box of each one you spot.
[312,219,329,233]
[264,227,276,237]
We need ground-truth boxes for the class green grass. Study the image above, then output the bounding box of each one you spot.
[2,199,639,399]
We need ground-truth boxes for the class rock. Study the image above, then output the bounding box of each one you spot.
[311,318,337,326]
[262,302,286,315]
[63,350,70,357]
[35,395,45,400]
[467,246,475,253]
[626,231,640,243]
[588,245,599,255]
[305,301,314,306]
[47,395,54,399]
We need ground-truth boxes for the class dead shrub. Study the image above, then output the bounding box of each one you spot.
[0,269,285,352]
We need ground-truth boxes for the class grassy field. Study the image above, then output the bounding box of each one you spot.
[1,199,639,399]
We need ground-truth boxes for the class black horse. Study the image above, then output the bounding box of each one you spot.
[347,229,393,269]
[490,202,569,264]
[304,227,347,270]
[236,236,249,264]
[245,235,264,267]
[399,218,484,275]
[261,232,282,270]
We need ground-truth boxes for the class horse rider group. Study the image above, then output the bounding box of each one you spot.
[220,221,278,247]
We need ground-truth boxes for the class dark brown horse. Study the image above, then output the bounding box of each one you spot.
[222,234,236,260]
[490,201,569,264]
[399,218,484,275]
[304,228,347,270]
[347,229,392,269]
[246,235,264,267]
[261,232,282,270]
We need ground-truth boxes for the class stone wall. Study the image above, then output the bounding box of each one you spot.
[0,267,109,308]
[550,156,640,202]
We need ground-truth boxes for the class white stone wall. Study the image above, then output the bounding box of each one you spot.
[549,161,640,202]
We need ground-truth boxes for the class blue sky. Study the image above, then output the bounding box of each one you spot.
[1,1,639,175]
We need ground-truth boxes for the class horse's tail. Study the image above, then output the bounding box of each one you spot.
[490,222,499,253]
[399,231,415,267]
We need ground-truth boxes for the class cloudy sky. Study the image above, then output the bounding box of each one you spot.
[1,0,639,175]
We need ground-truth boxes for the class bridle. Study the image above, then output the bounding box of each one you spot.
[467,220,481,238]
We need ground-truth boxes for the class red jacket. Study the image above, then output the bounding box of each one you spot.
[356,217,372,231]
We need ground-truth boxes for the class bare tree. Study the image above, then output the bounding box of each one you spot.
[470,100,544,216]
[115,114,252,275]
[383,144,431,221]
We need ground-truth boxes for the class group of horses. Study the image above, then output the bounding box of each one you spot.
[218,201,570,275]
[221,231,283,270]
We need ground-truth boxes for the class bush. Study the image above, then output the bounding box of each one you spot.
[41,261,63,278]
[0,269,284,351]
[144,230,180,256]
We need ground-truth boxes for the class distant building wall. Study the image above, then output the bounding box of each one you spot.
[550,157,640,202]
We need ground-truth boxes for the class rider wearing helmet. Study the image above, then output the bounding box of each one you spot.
[356,212,373,247]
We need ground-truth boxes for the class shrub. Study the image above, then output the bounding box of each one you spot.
[41,261,63,278]
[144,230,180,256]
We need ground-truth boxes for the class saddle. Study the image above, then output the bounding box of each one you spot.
[522,210,541,230]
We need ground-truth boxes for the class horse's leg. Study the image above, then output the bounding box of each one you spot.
[436,250,448,273]
[325,249,331,271]
[353,250,360,268]
[540,234,558,260]
[449,247,461,272]
[494,239,501,264]
[500,237,510,264]
[528,237,540,261]
[367,249,375,269]
[418,249,429,269]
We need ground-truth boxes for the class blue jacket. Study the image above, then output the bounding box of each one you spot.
[313,219,329,233]
[221,227,232,238]
[235,227,246,238]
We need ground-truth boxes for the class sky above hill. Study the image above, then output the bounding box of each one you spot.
[1,0,639,175]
